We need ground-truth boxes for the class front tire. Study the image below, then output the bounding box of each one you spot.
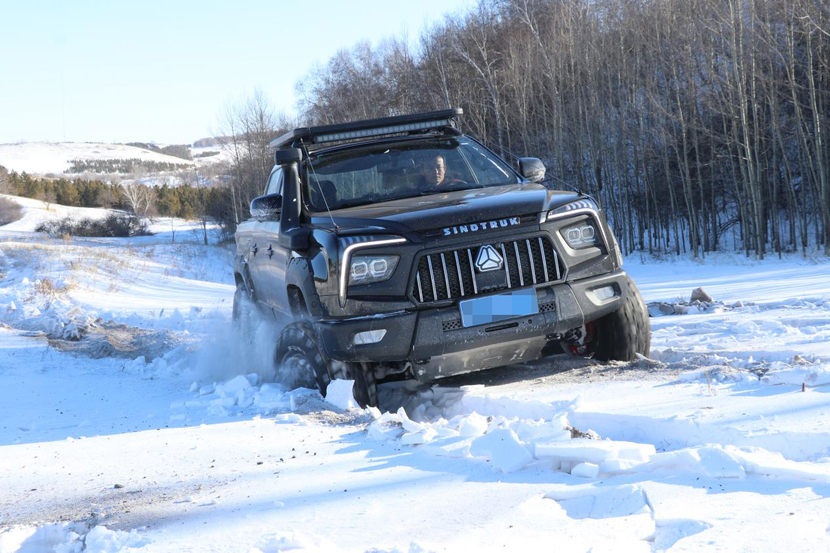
[567,276,651,361]
[274,324,380,408]
[275,323,332,395]
[350,363,378,409]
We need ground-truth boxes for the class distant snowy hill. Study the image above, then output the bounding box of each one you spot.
[0,142,193,175]
[0,142,229,176]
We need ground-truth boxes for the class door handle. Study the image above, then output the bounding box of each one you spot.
[267,245,274,259]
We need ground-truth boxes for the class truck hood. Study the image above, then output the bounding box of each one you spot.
[313,184,581,234]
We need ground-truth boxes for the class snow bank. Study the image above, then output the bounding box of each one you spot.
[366,388,573,473]
[0,522,149,553]
[252,531,338,553]
[762,361,830,386]
[571,443,830,482]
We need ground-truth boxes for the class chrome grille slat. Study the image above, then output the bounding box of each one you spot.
[466,249,478,294]
[412,235,563,304]
[426,255,438,302]
[513,242,524,286]
[538,237,549,282]
[454,250,465,296]
[526,239,537,284]
[440,253,451,299]
[500,243,511,288]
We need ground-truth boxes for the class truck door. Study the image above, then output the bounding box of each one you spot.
[247,167,281,307]
[249,168,291,315]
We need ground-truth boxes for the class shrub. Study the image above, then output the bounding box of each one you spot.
[0,196,23,225]
[35,213,151,238]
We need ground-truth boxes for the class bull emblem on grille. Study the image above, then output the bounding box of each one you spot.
[475,245,503,272]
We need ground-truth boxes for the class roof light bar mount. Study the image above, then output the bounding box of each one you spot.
[270,108,463,153]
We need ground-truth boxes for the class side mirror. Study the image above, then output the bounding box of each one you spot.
[250,193,281,220]
[518,157,546,183]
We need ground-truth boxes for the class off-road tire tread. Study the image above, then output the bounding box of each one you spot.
[275,322,332,394]
[351,362,378,409]
[594,277,651,361]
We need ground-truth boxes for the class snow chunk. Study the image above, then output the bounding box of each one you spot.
[546,484,652,520]
[216,375,251,397]
[78,525,149,553]
[324,379,357,410]
[535,438,655,466]
[469,428,533,473]
[644,446,745,478]
[368,412,404,441]
[571,462,600,478]
[456,412,489,436]
[401,427,438,445]
[254,383,290,411]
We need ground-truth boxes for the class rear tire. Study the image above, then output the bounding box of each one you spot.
[274,323,332,395]
[566,276,650,361]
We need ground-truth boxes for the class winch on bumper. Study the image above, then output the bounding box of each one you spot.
[314,269,630,381]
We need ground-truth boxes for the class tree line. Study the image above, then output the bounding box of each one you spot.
[68,158,188,174]
[290,0,830,258]
[0,167,231,227]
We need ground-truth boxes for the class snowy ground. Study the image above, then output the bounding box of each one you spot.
[1,195,830,552]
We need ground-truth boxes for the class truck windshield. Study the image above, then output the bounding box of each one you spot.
[303,137,521,212]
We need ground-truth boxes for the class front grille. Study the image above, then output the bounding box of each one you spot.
[412,235,565,304]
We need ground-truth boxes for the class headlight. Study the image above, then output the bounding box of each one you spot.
[349,255,399,285]
[546,198,598,220]
[561,220,600,249]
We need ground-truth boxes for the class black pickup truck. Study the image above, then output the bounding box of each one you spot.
[233,108,649,406]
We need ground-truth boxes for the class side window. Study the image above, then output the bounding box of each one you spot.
[265,168,284,195]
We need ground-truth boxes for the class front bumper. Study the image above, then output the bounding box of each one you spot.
[315,269,630,381]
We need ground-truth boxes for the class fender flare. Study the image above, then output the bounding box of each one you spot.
[234,257,255,297]
[285,256,325,317]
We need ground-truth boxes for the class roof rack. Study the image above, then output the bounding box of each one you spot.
[270,108,463,151]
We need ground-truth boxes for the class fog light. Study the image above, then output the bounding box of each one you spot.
[353,329,387,345]
[593,285,616,301]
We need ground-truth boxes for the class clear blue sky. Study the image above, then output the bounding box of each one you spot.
[0,0,472,145]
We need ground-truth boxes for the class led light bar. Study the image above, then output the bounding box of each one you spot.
[316,119,453,144]
[270,108,463,151]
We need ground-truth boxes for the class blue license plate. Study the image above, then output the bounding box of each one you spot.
[459,288,540,328]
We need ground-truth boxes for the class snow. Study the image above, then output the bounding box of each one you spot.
[0,523,149,553]
[2,194,830,551]
[0,142,194,175]
[324,378,358,410]
[535,438,656,467]
[0,194,112,233]
[468,428,534,473]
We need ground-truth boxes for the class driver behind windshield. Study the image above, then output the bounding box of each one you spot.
[419,153,463,188]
